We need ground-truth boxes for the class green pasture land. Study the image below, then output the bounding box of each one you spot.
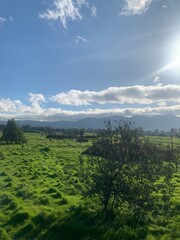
[144,135,180,147]
[0,133,179,240]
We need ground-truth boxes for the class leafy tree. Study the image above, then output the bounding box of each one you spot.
[1,118,27,144]
[83,121,177,221]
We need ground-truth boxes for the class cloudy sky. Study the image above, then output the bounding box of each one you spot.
[1,0,180,121]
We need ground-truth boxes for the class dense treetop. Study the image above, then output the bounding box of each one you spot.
[1,118,27,144]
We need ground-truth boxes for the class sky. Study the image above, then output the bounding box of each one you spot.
[1,0,180,121]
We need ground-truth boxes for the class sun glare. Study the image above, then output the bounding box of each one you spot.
[149,38,180,77]
[168,37,180,71]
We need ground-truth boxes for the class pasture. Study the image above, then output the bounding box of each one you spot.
[0,133,179,240]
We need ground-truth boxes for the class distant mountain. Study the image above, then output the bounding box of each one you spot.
[0,115,179,131]
[130,115,180,131]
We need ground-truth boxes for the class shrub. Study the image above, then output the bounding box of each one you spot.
[83,121,178,221]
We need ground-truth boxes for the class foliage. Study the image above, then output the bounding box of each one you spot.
[0,118,27,144]
[83,121,178,220]
[76,136,88,142]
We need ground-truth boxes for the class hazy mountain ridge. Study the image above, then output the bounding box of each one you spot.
[0,115,179,131]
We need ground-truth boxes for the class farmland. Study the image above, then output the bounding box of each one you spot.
[0,132,179,240]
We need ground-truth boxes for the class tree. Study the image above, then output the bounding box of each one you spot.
[1,118,27,144]
[83,121,177,221]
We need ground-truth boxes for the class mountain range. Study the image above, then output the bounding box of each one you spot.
[0,115,179,131]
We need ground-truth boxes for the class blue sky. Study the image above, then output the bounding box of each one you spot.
[0,0,180,121]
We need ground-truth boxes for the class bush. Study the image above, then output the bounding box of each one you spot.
[82,121,178,221]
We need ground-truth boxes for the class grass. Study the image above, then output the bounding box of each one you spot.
[0,132,179,239]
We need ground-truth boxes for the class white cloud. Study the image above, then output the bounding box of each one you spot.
[50,84,180,106]
[0,17,7,24]
[0,97,180,121]
[0,94,47,120]
[9,16,13,22]
[1,84,180,121]
[39,0,83,28]
[0,16,13,26]
[0,94,180,121]
[39,0,94,28]
[91,5,97,16]
[28,93,46,104]
[75,35,89,44]
[121,0,152,15]
[28,93,46,109]
[0,99,22,113]
[158,102,167,107]
[162,5,167,9]
[51,90,91,106]
[153,76,160,83]
[76,0,87,6]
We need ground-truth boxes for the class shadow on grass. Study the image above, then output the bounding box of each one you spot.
[13,206,148,240]
[13,211,55,240]
[5,212,29,227]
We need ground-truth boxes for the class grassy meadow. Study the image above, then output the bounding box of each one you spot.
[0,132,179,240]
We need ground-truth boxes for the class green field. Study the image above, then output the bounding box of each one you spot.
[0,133,179,240]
